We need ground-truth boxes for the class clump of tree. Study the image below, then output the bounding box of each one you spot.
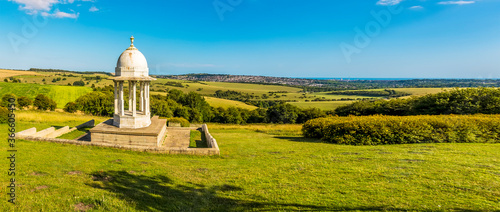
[151,90,213,123]
[17,96,32,109]
[335,88,500,116]
[73,87,328,124]
[1,94,16,107]
[213,90,255,101]
[74,91,114,116]
[73,80,85,86]
[64,102,78,113]
[34,94,57,111]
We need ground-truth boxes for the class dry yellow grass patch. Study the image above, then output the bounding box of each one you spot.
[16,110,108,124]
[207,123,302,136]
[0,69,38,78]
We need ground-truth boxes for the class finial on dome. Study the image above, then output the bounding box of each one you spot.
[127,36,137,50]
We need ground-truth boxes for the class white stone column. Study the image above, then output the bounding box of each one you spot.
[119,81,124,116]
[128,80,132,112]
[114,81,118,115]
[132,81,137,117]
[139,81,144,113]
[145,81,150,115]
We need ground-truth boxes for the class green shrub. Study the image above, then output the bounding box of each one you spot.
[302,116,339,138]
[74,91,113,116]
[167,117,190,127]
[73,80,85,86]
[64,102,78,113]
[1,93,16,107]
[17,96,32,108]
[303,115,500,145]
[34,94,57,111]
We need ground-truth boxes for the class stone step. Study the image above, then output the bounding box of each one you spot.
[16,127,37,137]
[32,127,55,137]
[46,126,74,138]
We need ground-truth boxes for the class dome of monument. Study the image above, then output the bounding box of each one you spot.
[115,36,149,78]
[116,48,148,68]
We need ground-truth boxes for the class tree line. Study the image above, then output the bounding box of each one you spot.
[65,87,327,124]
[334,88,500,116]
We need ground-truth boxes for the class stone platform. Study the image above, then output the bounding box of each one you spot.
[90,116,167,147]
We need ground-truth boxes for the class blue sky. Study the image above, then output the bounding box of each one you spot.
[1,0,499,78]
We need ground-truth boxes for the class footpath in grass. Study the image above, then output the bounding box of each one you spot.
[1,112,499,211]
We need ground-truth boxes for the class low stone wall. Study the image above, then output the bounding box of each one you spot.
[17,120,220,156]
[202,124,219,150]
[20,136,220,155]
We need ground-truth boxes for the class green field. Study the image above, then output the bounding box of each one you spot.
[3,70,460,110]
[204,97,258,110]
[290,101,355,110]
[1,110,499,211]
[0,82,92,108]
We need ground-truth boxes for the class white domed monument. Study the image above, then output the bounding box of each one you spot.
[90,37,167,147]
[113,36,155,128]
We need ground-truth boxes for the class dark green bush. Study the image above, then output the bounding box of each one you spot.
[34,94,57,111]
[1,93,16,107]
[303,115,500,145]
[64,102,78,113]
[75,91,113,116]
[17,96,32,108]
[167,117,190,127]
[0,107,9,123]
[73,80,85,86]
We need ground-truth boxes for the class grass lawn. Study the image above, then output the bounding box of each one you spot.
[1,111,499,211]
[189,130,208,148]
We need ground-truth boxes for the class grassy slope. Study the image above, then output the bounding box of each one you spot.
[204,97,258,110]
[0,82,92,108]
[0,69,39,78]
[290,101,355,110]
[1,111,499,211]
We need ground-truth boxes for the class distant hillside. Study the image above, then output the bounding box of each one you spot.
[156,73,500,91]
[156,74,322,86]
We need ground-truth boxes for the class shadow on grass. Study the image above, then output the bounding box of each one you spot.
[274,136,324,143]
[190,129,208,148]
[86,170,393,211]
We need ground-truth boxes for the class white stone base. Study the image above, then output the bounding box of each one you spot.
[113,113,151,129]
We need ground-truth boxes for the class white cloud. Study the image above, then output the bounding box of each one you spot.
[9,0,94,18]
[9,0,58,12]
[409,5,424,10]
[376,0,404,6]
[89,5,98,12]
[41,9,79,19]
[438,1,475,5]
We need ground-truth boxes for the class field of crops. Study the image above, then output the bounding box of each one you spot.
[0,69,39,78]
[0,82,92,108]
[203,96,258,110]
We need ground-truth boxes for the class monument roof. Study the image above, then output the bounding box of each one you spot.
[116,36,148,70]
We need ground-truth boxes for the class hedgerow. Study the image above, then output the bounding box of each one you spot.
[302,115,500,145]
